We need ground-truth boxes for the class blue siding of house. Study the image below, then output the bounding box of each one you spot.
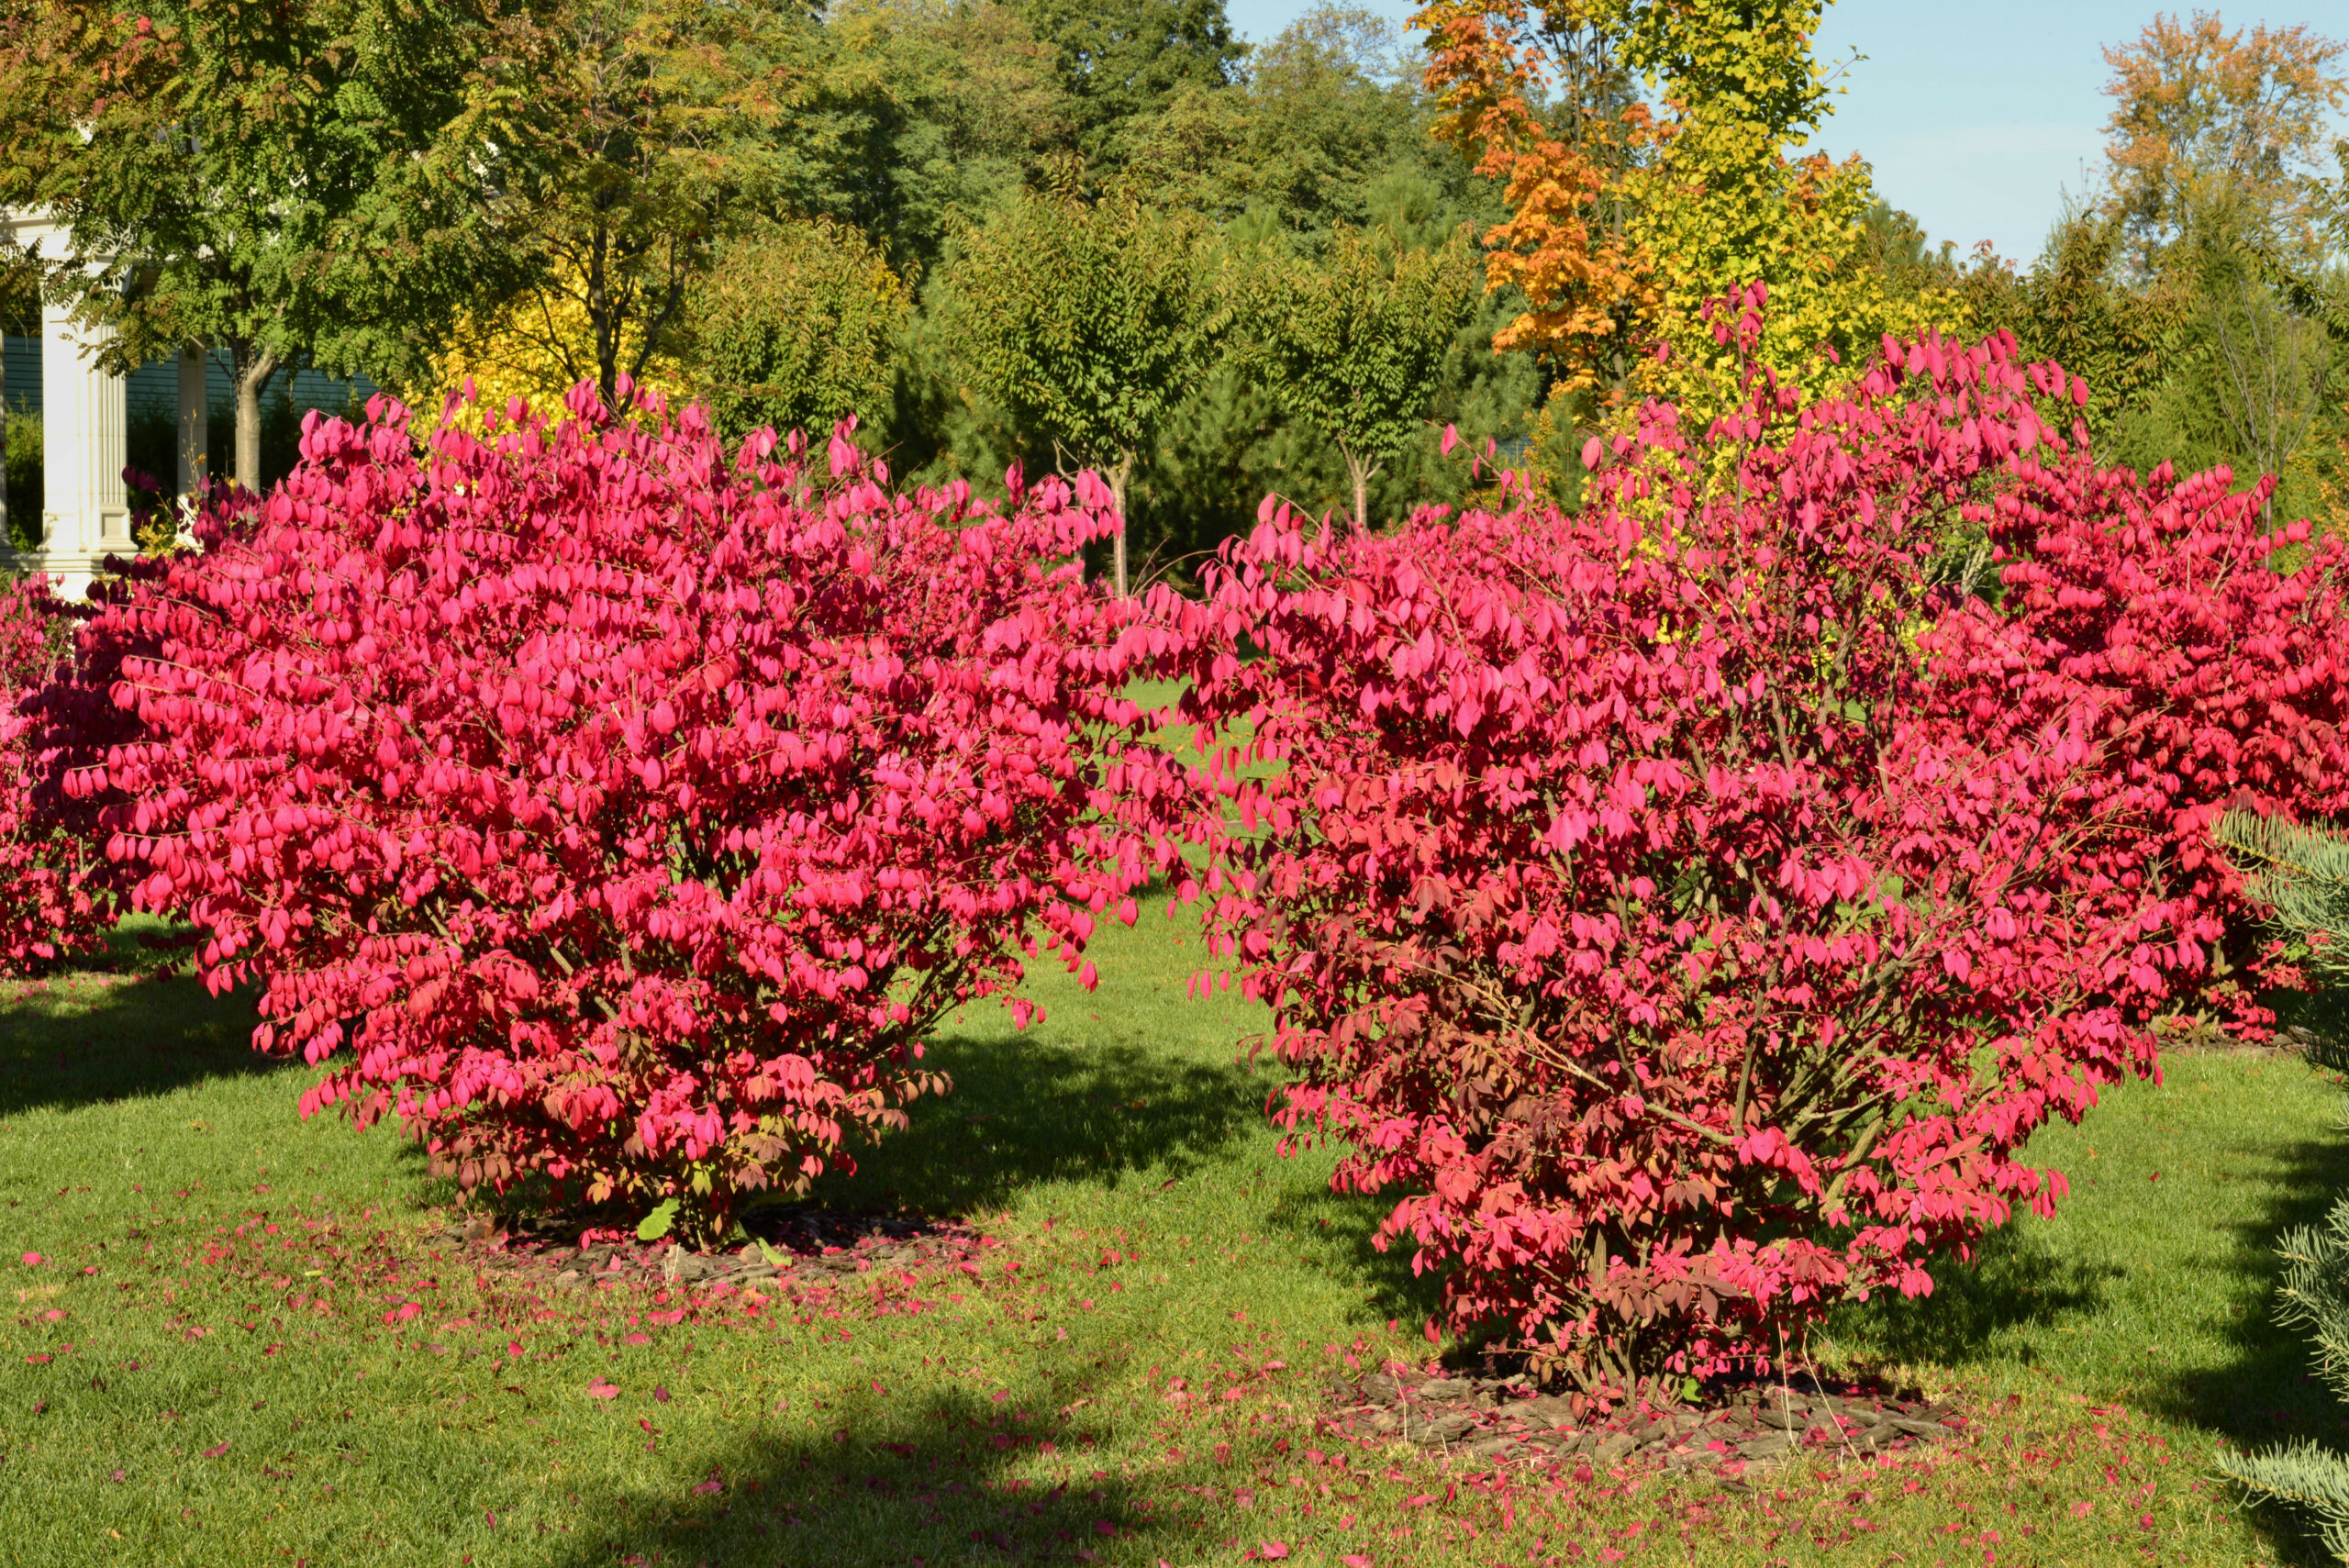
[0,337,376,417]
[1,335,33,410]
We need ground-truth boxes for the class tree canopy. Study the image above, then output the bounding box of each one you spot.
[940,188,1222,595]
[0,0,491,485]
[6,0,2343,561]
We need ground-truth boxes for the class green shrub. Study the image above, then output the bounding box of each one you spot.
[4,404,38,552]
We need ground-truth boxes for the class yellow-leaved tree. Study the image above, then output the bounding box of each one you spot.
[427,262,688,425]
[1417,0,1971,480]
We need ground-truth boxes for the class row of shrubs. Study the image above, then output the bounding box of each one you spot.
[4,304,2346,1405]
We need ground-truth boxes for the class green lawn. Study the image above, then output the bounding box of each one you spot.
[0,911,2343,1565]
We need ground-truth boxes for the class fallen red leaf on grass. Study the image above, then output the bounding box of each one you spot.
[588,1381,619,1400]
[201,1442,229,1458]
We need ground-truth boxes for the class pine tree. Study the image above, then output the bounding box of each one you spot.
[2215,809,2349,1561]
[2214,1196,2349,1562]
[2214,812,2349,985]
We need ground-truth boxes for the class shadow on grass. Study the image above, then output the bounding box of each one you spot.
[1264,1183,1446,1332]
[819,1027,1439,1321]
[551,1373,1221,1568]
[1828,1217,2119,1372]
[2148,1128,2349,1454]
[0,967,277,1118]
[2140,1120,2349,1568]
[818,1030,1266,1217]
[1834,1119,2349,1461]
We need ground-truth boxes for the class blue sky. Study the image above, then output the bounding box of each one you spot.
[1222,1,2334,262]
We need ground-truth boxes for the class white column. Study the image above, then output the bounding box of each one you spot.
[34,297,130,594]
[0,322,11,560]
[176,345,208,499]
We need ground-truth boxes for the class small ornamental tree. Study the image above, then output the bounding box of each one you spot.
[1235,226,1483,533]
[682,219,910,447]
[941,188,1222,597]
[1143,297,2349,1394]
[0,576,110,972]
[82,386,1202,1241]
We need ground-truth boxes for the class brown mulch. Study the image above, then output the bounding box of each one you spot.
[424,1203,997,1297]
[1323,1365,1969,1482]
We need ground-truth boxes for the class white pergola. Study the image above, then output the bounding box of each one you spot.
[2,206,207,596]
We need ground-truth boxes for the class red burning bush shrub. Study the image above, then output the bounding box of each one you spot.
[1927,453,2345,1013]
[1151,302,2349,1393]
[0,575,112,972]
[84,384,1199,1239]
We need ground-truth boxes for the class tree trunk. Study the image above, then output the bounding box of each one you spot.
[0,328,9,550]
[588,217,622,410]
[234,350,280,492]
[1108,455,1134,598]
[1341,443,1380,533]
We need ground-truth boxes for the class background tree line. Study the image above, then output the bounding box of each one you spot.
[1,0,2343,582]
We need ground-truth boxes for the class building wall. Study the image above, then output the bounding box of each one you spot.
[3,338,381,495]
[0,338,377,421]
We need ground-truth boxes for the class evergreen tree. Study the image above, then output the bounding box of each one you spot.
[2214,1173,2349,1559]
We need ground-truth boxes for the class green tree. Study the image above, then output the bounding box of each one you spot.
[1953,208,2182,447]
[785,1,1078,274]
[0,0,491,487]
[940,188,1221,596]
[679,218,910,445]
[1236,226,1482,530]
[1008,0,1241,150]
[456,0,823,411]
[1109,4,1425,238]
[2108,190,2339,526]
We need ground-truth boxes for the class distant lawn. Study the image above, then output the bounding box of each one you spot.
[0,911,2343,1565]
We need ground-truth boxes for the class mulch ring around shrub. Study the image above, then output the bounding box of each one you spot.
[425,1202,996,1298]
[1324,1365,1969,1484]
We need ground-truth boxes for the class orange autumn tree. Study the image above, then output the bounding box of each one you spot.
[1417,0,1965,460]
[1416,0,1658,403]
[2100,9,2347,271]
